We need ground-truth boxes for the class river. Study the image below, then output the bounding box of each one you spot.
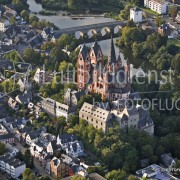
[27,0,143,76]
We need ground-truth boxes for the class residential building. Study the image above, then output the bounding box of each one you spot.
[41,27,54,40]
[50,157,69,177]
[175,11,180,23]
[158,23,171,36]
[26,130,40,145]
[15,91,32,105]
[130,7,143,23]
[0,153,26,178]
[41,98,56,116]
[42,98,76,119]
[47,140,60,155]
[0,124,8,135]
[56,134,84,158]
[28,34,43,49]
[0,19,9,32]
[56,101,76,119]
[144,0,167,14]
[51,32,61,43]
[57,134,77,149]
[34,68,46,84]
[66,141,84,158]
[64,88,85,107]
[4,5,17,16]
[77,38,131,101]
[89,173,106,180]
[3,117,15,127]
[30,142,44,158]
[0,133,14,144]
[8,97,19,110]
[136,164,178,180]
[17,78,32,92]
[160,153,177,168]
[172,0,180,4]
[79,102,113,133]
[0,59,12,70]
[5,143,19,157]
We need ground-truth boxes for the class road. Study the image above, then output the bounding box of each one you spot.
[14,139,52,179]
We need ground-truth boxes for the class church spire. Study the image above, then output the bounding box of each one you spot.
[108,35,116,64]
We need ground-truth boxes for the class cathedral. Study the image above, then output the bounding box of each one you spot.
[77,37,131,102]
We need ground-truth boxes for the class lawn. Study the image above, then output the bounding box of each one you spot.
[141,8,159,16]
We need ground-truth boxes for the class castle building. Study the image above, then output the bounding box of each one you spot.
[77,38,131,102]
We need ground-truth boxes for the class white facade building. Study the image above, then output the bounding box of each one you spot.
[130,7,143,23]
[0,19,10,32]
[144,0,167,14]
[0,154,26,178]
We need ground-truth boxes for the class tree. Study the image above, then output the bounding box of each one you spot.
[128,175,139,180]
[117,26,145,48]
[68,114,79,127]
[43,92,47,98]
[22,168,32,177]
[39,176,51,180]
[71,175,86,180]
[23,48,41,64]
[56,116,67,135]
[141,145,154,159]
[150,46,173,70]
[24,149,34,168]
[10,16,16,24]
[0,142,5,155]
[169,6,178,20]
[21,10,29,22]
[59,61,69,72]
[105,169,127,180]
[172,54,180,74]
[119,4,134,20]
[155,16,165,26]
[64,83,77,91]
[29,15,39,24]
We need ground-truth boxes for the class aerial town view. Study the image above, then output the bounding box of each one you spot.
[0,0,180,179]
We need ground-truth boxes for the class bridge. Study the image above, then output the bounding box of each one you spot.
[56,21,126,38]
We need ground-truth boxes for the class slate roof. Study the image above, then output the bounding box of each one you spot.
[52,32,61,39]
[59,133,77,144]
[16,91,32,104]
[131,6,142,12]
[0,153,25,168]
[27,130,40,140]
[91,40,101,56]
[108,36,116,64]
[80,44,89,60]
[4,24,21,38]
[29,34,43,48]
[161,153,175,167]
[137,106,154,129]
[73,90,85,100]
[43,27,52,35]
[5,117,15,123]
[0,133,14,140]
[160,23,170,30]
[50,140,59,150]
